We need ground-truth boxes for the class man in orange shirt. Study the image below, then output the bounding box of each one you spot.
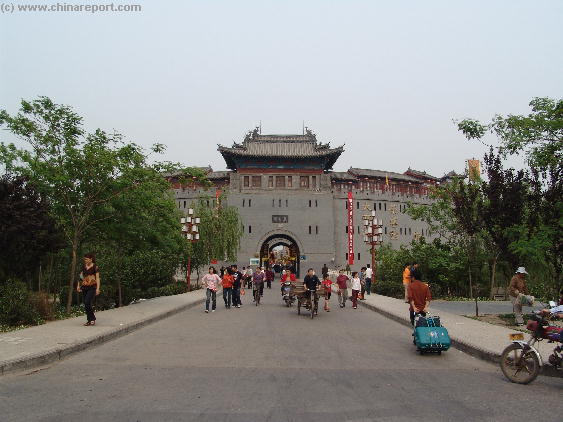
[407,268,431,326]
[402,262,412,303]
[221,269,235,309]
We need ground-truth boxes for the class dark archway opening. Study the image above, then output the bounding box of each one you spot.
[260,234,300,278]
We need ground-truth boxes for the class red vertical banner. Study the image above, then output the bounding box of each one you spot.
[347,191,354,265]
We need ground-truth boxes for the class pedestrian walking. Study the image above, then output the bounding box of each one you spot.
[265,268,274,289]
[508,267,531,326]
[402,262,412,303]
[202,266,221,313]
[231,264,244,308]
[350,271,362,309]
[407,268,431,325]
[336,269,349,308]
[321,274,332,312]
[322,263,329,279]
[221,269,234,309]
[77,253,100,326]
[364,264,373,295]
[359,267,366,300]
[245,266,254,289]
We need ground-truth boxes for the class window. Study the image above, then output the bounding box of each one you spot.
[400,228,403,235]
[178,202,180,208]
[285,199,288,207]
[243,199,245,207]
[287,176,293,187]
[345,253,348,261]
[276,176,285,188]
[309,226,312,234]
[251,176,261,188]
[243,176,249,187]
[268,176,273,188]
[315,200,318,207]
[357,226,360,234]
[345,226,349,233]
[312,176,316,189]
[385,227,387,234]
[248,199,252,207]
[358,253,361,261]
[279,199,282,207]
[300,176,309,188]
[409,228,412,235]
[379,203,382,211]
[384,203,387,211]
[206,200,210,207]
[272,199,275,207]
[248,225,252,234]
[346,200,349,209]
[357,201,360,209]
[316,225,318,235]
[309,200,312,207]
[183,201,186,208]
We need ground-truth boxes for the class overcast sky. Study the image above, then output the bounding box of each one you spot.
[1,0,562,176]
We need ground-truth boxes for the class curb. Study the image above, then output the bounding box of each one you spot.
[357,298,502,364]
[0,297,205,376]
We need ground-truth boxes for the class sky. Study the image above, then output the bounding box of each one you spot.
[1,0,562,177]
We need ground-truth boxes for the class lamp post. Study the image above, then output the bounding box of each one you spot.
[363,209,383,287]
[181,208,200,290]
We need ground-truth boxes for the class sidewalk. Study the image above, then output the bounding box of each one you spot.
[0,290,205,376]
[354,291,557,364]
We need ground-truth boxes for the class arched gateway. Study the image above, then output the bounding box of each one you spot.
[258,231,302,278]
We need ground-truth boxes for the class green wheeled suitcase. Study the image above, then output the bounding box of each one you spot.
[413,314,451,354]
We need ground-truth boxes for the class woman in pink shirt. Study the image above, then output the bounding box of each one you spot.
[202,266,221,313]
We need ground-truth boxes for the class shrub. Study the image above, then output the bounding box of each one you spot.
[0,279,42,326]
[30,292,55,320]
[375,281,403,299]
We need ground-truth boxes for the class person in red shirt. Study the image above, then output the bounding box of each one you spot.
[221,270,235,309]
[321,274,333,312]
[280,268,297,294]
[407,268,431,325]
[336,269,349,308]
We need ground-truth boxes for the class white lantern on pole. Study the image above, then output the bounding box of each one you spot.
[188,208,194,215]
[181,217,186,224]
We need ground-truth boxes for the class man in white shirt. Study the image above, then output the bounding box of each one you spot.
[364,264,373,296]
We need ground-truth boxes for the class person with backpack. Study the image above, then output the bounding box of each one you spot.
[407,268,431,325]
[231,264,244,308]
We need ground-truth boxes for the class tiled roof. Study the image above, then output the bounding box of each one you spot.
[218,128,344,170]
[207,171,231,179]
[218,139,343,158]
[330,172,357,181]
[405,168,440,181]
[348,168,421,183]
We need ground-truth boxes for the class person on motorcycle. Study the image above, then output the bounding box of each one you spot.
[540,303,563,342]
[303,268,321,314]
[280,268,296,294]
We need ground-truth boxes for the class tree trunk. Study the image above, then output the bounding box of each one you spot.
[468,264,473,299]
[117,279,123,308]
[489,253,499,300]
[66,238,79,313]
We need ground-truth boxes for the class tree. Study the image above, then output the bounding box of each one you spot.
[0,97,207,311]
[188,192,243,281]
[458,97,562,296]
[0,175,65,282]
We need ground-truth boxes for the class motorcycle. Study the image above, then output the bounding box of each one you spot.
[500,301,563,384]
[282,281,294,307]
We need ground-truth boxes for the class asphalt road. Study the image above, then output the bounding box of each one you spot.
[1,288,561,422]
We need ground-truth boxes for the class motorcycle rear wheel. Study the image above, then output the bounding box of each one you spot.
[500,343,541,384]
